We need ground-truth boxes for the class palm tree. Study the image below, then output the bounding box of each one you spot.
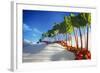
[81,13,91,50]
[52,23,60,41]
[63,16,74,46]
[71,13,87,49]
[40,13,90,50]
[48,30,55,37]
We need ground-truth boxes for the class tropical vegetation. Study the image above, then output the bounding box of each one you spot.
[38,13,91,60]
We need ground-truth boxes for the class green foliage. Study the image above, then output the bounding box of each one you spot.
[81,13,91,25]
[64,16,73,34]
[71,13,87,28]
[52,23,60,34]
[47,29,55,37]
[41,13,91,42]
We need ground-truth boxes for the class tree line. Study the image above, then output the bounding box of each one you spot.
[39,13,91,50]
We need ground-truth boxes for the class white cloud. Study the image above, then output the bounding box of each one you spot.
[33,28,41,34]
[24,39,36,44]
[24,39,31,43]
[24,24,32,31]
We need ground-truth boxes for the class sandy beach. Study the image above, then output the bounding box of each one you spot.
[23,42,75,62]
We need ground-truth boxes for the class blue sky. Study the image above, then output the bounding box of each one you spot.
[23,10,80,43]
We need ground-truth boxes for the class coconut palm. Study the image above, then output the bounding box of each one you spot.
[69,14,79,49]
[47,29,55,38]
[81,13,91,50]
[71,13,87,49]
[52,23,60,41]
[63,16,74,46]
[52,23,61,38]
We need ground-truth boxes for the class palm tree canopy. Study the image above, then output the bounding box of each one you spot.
[81,13,91,25]
[64,16,73,34]
[52,23,60,34]
[47,29,55,37]
[70,13,87,28]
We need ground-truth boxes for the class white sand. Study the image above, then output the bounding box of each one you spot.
[23,42,75,62]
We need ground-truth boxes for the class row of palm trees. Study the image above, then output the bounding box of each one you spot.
[39,13,91,50]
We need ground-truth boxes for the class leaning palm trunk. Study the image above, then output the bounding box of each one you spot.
[67,34,72,47]
[79,27,83,49]
[66,34,68,46]
[86,25,89,50]
[76,32,79,49]
[83,27,87,49]
[73,28,79,49]
[70,35,72,47]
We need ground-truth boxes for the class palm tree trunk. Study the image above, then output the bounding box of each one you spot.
[70,35,72,47]
[86,25,89,50]
[79,27,83,49]
[73,28,79,49]
[66,34,68,46]
[83,27,87,49]
[76,31,79,48]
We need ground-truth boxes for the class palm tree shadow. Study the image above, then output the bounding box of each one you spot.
[50,50,75,61]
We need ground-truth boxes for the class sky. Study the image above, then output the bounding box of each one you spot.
[23,10,88,43]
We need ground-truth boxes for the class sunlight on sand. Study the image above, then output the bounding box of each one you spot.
[23,43,75,62]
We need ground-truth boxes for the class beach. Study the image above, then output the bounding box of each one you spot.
[23,42,75,62]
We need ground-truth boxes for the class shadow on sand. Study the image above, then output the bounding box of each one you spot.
[50,50,75,61]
